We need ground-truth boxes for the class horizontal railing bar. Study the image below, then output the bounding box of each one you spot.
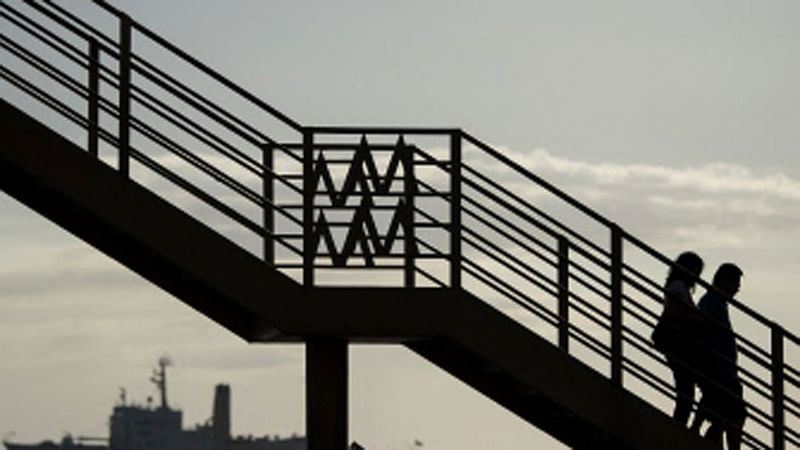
[462,263,560,329]
[739,368,776,405]
[623,268,777,388]
[1,34,91,105]
[129,115,265,207]
[312,253,443,260]
[127,76,265,176]
[19,0,103,51]
[568,297,613,338]
[738,346,774,380]
[461,195,558,264]
[412,206,450,229]
[280,143,414,151]
[132,95,304,205]
[622,275,663,309]
[622,356,676,402]
[461,224,558,293]
[271,264,305,269]
[413,237,448,259]
[787,398,800,420]
[280,204,430,211]
[130,56,279,152]
[411,222,450,229]
[569,288,613,326]
[39,0,119,53]
[271,234,303,240]
[625,233,798,346]
[2,4,92,72]
[415,267,448,288]
[786,366,800,390]
[461,256,561,326]
[462,234,559,298]
[461,207,556,272]
[414,179,453,202]
[311,264,407,269]
[461,174,564,240]
[311,158,410,164]
[462,131,613,227]
[739,405,777,445]
[736,338,774,376]
[0,64,90,133]
[620,317,757,413]
[461,162,611,260]
[116,102,300,230]
[623,262,664,296]
[131,149,267,237]
[569,322,613,360]
[621,302,658,332]
[273,238,303,258]
[277,174,304,180]
[307,126,459,135]
[412,160,451,167]
[621,327,669,370]
[91,0,303,132]
[312,191,446,197]
[567,263,614,305]
[413,147,453,173]
[131,53,296,158]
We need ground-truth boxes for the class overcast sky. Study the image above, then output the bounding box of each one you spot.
[2,1,799,449]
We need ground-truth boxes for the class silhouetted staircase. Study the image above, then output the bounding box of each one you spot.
[2,2,797,449]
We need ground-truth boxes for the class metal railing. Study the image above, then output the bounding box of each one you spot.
[1,1,797,448]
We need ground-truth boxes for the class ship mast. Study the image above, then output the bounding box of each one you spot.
[150,356,171,410]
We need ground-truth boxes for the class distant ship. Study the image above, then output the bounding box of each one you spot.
[4,359,306,450]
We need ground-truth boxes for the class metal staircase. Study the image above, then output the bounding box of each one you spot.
[2,2,797,449]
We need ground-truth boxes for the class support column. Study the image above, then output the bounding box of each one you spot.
[307,339,348,450]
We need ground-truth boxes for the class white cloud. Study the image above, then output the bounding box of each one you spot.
[516,149,800,200]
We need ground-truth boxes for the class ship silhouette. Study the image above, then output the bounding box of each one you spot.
[3,360,306,450]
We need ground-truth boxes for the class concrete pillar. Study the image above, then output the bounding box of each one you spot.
[306,339,348,450]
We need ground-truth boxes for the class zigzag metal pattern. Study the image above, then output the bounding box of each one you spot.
[312,135,412,206]
[310,135,416,267]
[312,197,416,267]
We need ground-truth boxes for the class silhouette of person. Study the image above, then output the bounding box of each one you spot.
[652,251,704,427]
[689,263,746,450]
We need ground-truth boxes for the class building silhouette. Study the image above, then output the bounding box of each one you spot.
[4,362,305,450]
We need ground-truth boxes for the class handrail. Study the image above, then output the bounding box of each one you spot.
[87,0,303,132]
[462,131,614,227]
[463,130,799,345]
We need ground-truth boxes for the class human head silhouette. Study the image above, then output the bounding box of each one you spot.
[667,251,704,289]
[712,262,743,297]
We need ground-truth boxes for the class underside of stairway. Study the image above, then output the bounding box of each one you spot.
[1,99,716,450]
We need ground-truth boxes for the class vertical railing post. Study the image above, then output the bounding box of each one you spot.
[87,38,99,158]
[772,323,785,450]
[263,143,275,266]
[450,131,462,289]
[118,14,131,177]
[610,224,623,386]
[303,129,315,287]
[558,236,570,352]
[402,136,415,288]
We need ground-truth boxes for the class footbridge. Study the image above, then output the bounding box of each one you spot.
[1,2,797,449]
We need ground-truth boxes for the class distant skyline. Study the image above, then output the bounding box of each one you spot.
[2,1,799,449]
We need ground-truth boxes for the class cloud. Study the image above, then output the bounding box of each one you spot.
[515,149,800,200]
